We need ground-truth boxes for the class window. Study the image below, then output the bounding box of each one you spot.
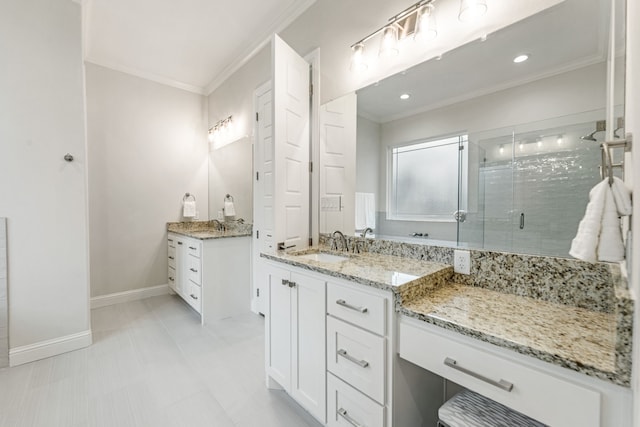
[388,134,468,221]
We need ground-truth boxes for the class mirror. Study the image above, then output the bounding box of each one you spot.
[349,0,625,257]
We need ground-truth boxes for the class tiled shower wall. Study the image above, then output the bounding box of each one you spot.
[0,218,7,367]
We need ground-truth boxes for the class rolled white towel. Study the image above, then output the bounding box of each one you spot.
[569,180,607,263]
[611,177,632,216]
[597,185,625,262]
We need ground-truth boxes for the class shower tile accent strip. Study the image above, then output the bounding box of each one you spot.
[306,234,633,386]
[0,218,8,368]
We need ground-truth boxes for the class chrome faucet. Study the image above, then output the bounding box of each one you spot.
[360,227,373,239]
[210,219,226,232]
[331,230,349,252]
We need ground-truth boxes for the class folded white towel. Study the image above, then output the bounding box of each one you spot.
[183,200,196,218]
[569,180,607,263]
[597,186,625,262]
[355,192,376,230]
[224,200,236,217]
[611,176,632,215]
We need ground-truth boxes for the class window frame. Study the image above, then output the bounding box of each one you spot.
[386,133,468,222]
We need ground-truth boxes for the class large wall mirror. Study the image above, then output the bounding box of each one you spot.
[324,0,626,258]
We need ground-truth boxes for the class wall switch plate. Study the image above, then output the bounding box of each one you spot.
[454,249,471,275]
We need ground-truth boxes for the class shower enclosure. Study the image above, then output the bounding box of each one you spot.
[458,112,622,258]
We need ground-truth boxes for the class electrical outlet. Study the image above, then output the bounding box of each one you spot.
[454,249,471,275]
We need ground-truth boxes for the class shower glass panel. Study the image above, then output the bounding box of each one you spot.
[460,112,612,257]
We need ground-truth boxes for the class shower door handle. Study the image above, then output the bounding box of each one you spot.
[519,213,525,229]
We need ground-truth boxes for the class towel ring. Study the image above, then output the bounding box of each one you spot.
[224,194,234,202]
[183,193,196,203]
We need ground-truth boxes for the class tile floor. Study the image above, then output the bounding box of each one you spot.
[0,294,322,427]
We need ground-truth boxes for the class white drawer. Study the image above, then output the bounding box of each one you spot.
[327,316,386,404]
[186,281,201,313]
[399,318,601,427]
[168,246,176,268]
[186,240,202,258]
[327,282,386,336]
[327,373,384,427]
[187,255,201,285]
[168,266,176,291]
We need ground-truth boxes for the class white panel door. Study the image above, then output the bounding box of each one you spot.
[253,82,273,315]
[291,271,326,423]
[319,93,357,235]
[272,34,310,250]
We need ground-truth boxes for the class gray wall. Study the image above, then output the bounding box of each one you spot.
[86,63,209,298]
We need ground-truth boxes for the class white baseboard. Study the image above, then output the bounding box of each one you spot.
[91,284,169,309]
[10,329,92,367]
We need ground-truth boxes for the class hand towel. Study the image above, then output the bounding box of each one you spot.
[183,200,196,218]
[355,192,376,230]
[611,177,632,216]
[597,185,625,261]
[569,180,607,263]
[224,200,236,217]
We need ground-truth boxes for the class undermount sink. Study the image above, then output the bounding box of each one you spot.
[294,252,349,263]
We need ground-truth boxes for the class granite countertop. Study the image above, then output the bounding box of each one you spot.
[167,220,252,240]
[262,246,631,386]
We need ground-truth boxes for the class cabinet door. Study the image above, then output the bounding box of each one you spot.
[174,237,186,297]
[291,271,326,423]
[267,267,292,390]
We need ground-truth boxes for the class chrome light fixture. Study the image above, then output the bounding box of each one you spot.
[458,0,488,22]
[350,43,368,72]
[208,115,233,143]
[415,4,437,42]
[379,25,400,57]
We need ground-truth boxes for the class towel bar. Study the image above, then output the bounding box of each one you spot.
[600,134,632,185]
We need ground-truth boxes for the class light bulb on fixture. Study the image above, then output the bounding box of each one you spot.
[499,144,504,154]
[379,25,399,58]
[350,43,368,72]
[513,54,529,63]
[400,93,410,100]
[208,130,215,143]
[519,142,524,150]
[415,4,437,42]
[557,136,563,145]
[537,140,543,148]
[458,0,488,22]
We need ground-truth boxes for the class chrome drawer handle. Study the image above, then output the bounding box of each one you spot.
[444,357,513,392]
[168,238,174,242]
[336,299,368,313]
[337,349,369,368]
[337,408,362,427]
[177,242,183,245]
[168,256,174,260]
[169,277,174,281]
[189,246,197,250]
[190,268,198,273]
[281,279,289,286]
[190,294,198,300]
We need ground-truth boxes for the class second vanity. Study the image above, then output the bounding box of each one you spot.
[260,239,633,427]
[167,221,252,324]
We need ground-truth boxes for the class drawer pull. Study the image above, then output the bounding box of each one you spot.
[168,238,174,242]
[281,279,290,286]
[444,357,513,392]
[190,268,198,273]
[337,408,362,427]
[177,242,183,245]
[168,256,174,260]
[190,294,198,300]
[336,299,368,313]
[337,349,369,368]
[169,277,174,281]
[189,246,197,250]
[288,281,296,288]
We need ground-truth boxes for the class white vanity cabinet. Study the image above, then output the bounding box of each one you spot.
[326,280,393,427]
[167,232,250,324]
[265,264,326,424]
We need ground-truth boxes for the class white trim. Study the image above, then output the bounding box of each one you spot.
[9,330,92,367]
[205,0,317,95]
[84,58,206,95]
[90,284,169,309]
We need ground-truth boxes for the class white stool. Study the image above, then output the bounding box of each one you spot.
[438,389,547,427]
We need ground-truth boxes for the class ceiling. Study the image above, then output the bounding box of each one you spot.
[357,0,614,122]
[83,0,316,94]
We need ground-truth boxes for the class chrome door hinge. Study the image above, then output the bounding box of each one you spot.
[309,237,313,246]
[257,288,260,297]
[310,83,313,97]
[309,162,313,173]
[256,171,259,181]
[256,112,259,121]
[256,230,259,239]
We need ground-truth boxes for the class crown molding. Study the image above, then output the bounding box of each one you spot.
[204,0,317,95]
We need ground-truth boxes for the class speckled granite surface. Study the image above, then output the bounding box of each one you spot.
[167,220,251,240]
[267,239,633,386]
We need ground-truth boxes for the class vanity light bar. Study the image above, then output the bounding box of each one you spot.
[208,115,233,142]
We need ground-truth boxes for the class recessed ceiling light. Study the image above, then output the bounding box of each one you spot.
[400,93,410,100]
[513,54,529,63]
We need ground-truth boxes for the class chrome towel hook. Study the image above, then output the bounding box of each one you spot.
[63,153,74,162]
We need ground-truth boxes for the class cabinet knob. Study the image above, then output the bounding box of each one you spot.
[190,294,198,300]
